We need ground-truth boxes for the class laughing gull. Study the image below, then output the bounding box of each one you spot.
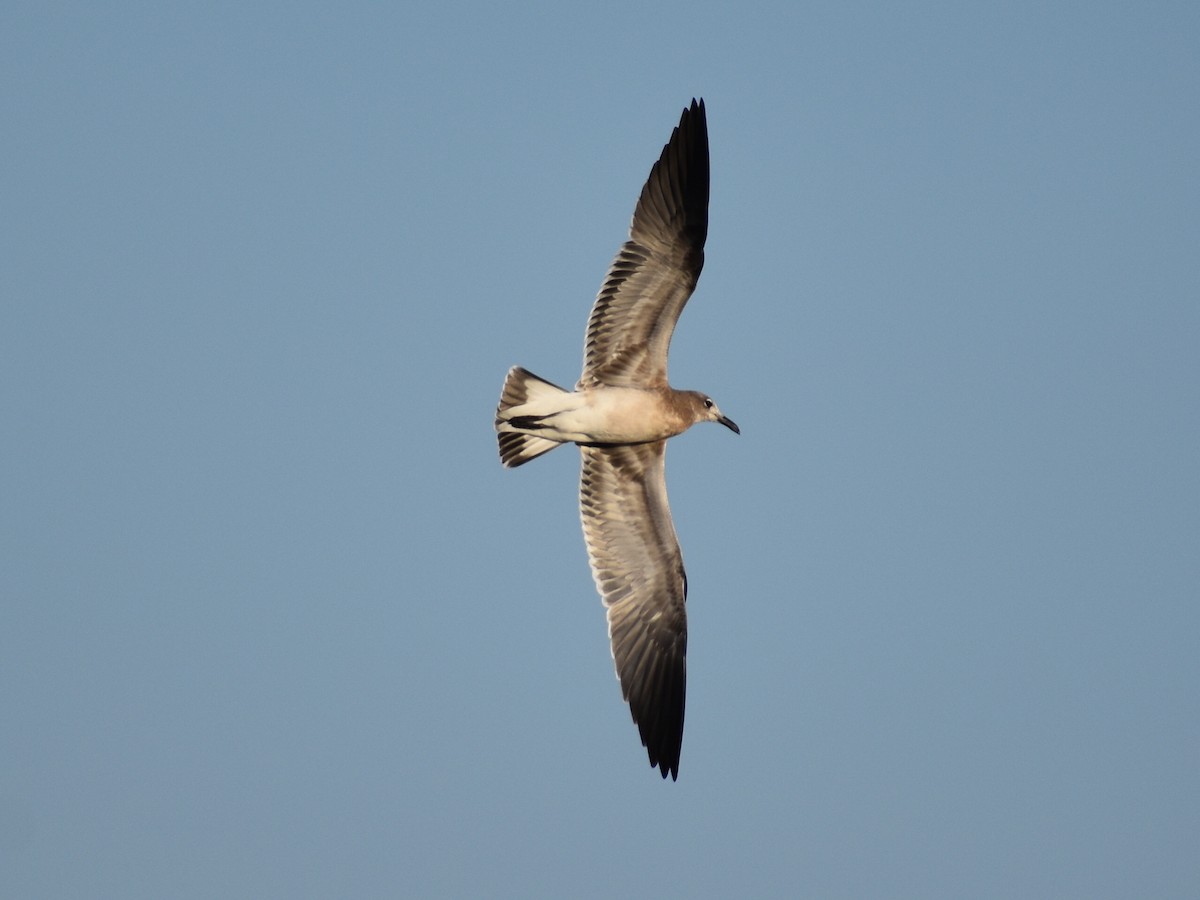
[494,99,737,780]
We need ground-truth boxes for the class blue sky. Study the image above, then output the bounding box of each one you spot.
[2,2,1197,897]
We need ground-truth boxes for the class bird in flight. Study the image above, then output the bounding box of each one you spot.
[495,99,737,780]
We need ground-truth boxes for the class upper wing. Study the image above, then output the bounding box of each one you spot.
[579,99,709,389]
[579,441,687,779]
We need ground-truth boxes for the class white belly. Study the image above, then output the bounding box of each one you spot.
[508,386,682,444]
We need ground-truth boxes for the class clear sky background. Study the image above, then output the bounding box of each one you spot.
[3,2,1197,897]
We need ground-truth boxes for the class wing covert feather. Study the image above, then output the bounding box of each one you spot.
[580,99,709,388]
[579,442,687,779]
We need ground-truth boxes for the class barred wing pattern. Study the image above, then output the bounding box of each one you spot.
[579,441,687,779]
[580,99,709,389]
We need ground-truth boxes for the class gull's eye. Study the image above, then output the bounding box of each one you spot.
[703,398,714,409]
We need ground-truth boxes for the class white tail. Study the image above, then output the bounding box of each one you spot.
[495,367,569,467]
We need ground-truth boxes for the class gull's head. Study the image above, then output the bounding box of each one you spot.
[687,392,739,435]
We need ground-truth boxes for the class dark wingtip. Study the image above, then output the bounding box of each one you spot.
[651,753,680,781]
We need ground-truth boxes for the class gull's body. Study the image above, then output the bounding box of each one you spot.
[494,99,737,780]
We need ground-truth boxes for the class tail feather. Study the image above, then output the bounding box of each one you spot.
[497,431,561,468]
[495,366,569,468]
